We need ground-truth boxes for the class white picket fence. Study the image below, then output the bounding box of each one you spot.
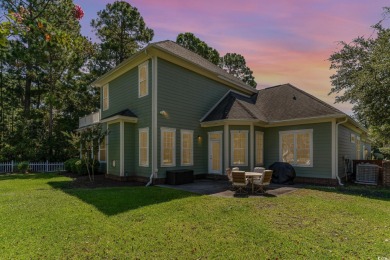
[0,161,65,173]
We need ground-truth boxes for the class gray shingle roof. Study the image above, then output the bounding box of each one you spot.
[101,109,137,120]
[203,84,344,123]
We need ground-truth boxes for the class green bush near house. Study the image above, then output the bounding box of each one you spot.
[64,158,100,176]
[64,158,78,173]
[17,161,29,173]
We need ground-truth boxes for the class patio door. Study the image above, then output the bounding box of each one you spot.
[208,131,222,174]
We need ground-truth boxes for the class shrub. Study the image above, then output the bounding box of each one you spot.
[75,159,100,176]
[17,161,29,174]
[378,147,390,160]
[75,159,87,175]
[64,158,79,173]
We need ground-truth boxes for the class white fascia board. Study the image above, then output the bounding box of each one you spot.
[101,116,138,124]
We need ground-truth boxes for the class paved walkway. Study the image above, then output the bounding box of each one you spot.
[157,179,301,198]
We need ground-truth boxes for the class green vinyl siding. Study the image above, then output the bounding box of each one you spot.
[102,60,152,177]
[101,60,152,127]
[157,58,237,177]
[107,123,120,176]
[124,123,135,176]
[338,125,371,176]
[264,122,332,179]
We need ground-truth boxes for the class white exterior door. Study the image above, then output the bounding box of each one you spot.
[208,131,222,174]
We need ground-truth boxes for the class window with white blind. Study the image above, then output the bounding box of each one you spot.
[138,61,148,98]
[356,136,361,160]
[98,136,106,162]
[255,131,264,165]
[139,128,149,167]
[280,129,313,167]
[102,84,109,111]
[161,128,176,167]
[231,130,248,166]
[181,130,193,166]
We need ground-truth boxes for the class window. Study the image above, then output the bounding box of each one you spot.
[255,131,264,165]
[102,84,109,111]
[356,136,361,160]
[98,136,106,162]
[139,128,149,167]
[280,129,313,167]
[181,130,193,166]
[161,128,176,167]
[231,130,248,166]
[138,61,148,98]
[350,133,356,143]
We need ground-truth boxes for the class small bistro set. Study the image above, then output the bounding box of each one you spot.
[227,167,273,194]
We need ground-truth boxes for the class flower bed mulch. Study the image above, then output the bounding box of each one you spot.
[60,172,144,189]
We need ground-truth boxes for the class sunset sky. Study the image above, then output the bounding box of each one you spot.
[74,0,390,114]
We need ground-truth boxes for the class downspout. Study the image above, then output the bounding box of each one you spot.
[147,55,158,187]
[335,117,348,186]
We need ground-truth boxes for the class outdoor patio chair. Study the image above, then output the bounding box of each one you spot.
[232,171,248,194]
[253,167,265,173]
[253,170,273,194]
[226,168,233,182]
[253,167,265,180]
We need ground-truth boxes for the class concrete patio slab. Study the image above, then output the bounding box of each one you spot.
[157,179,301,198]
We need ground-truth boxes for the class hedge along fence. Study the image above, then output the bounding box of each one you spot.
[0,161,65,173]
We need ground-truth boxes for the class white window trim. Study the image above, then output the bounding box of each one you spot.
[181,130,194,166]
[255,131,264,166]
[102,84,109,111]
[138,61,149,98]
[279,129,313,167]
[161,127,176,167]
[139,127,149,167]
[230,130,248,167]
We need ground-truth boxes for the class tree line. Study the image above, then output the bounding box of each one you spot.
[0,0,257,161]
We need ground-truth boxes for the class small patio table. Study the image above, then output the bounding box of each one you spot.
[245,172,263,193]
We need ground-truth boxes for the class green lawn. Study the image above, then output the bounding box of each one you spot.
[0,173,389,259]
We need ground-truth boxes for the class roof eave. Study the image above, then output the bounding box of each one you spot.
[265,114,346,127]
[200,119,265,127]
[100,115,138,124]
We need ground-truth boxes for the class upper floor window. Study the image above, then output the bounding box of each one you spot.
[231,130,248,166]
[102,84,109,111]
[181,130,193,166]
[255,131,264,165]
[138,61,148,98]
[280,129,313,167]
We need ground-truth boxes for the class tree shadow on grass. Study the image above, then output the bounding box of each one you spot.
[304,184,390,202]
[48,180,198,216]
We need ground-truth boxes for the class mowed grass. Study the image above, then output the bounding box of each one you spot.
[0,173,389,259]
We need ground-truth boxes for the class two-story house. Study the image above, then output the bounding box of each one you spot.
[79,40,370,185]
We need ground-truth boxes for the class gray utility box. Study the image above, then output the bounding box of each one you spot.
[166,169,194,185]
